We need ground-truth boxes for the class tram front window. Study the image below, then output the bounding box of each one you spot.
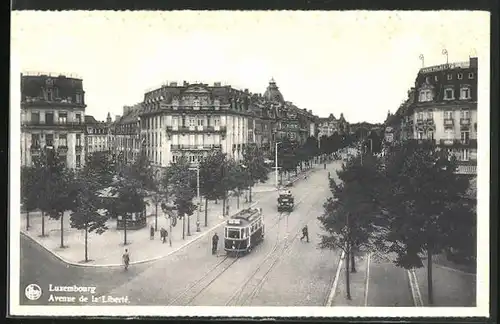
[227,228,240,239]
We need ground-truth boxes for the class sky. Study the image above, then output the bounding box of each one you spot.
[11,11,490,123]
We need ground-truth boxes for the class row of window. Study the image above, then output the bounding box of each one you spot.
[31,133,82,147]
[419,86,471,102]
[170,116,222,127]
[416,110,471,120]
[43,87,83,104]
[416,130,470,142]
[171,154,203,164]
[30,111,83,124]
[425,72,474,84]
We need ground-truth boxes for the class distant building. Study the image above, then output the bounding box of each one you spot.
[84,115,112,154]
[317,113,349,138]
[109,104,142,164]
[20,72,86,168]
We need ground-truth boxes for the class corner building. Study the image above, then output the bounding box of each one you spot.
[140,81,254,167]
[21,73,86,168]
[410,57,478,171]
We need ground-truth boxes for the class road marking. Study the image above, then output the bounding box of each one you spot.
[326,250,345,306]
[364,253,371,306]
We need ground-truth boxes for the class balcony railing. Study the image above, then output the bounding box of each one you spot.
[440,139,457,146]
[170,144,222,150]
[22,120,85,127]
[439,138,477,148]
[30,145,41,153]
[166,125,227,133]
[456,164,477,175]
[460,118,471,125]
[57,146,68,154]
[443,118,454,127]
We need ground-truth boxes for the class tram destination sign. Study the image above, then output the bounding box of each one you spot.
[420,61,470,74]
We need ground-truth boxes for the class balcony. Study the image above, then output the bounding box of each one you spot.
[440,139,456,146]
[414,139,436,145]
[30,145,41,154]
[22,120,85,129]
[170,144,222,151]
[460,118,471,125]
[439,139,477,148]
[57,146,68,154]
[22,98,86,108]
[443,118,454,127]
[166,125,227,134]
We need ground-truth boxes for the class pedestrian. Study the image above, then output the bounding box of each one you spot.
[150,225,155,240]
[300,225,309,243]
[324,163,326,170]
[226,204,230,216]
[160,227,167,243]
[212,233,219,255]
[122,249,130,271]
[328,171,331,179]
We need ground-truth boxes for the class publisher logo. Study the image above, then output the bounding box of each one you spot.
[25,284,42,301]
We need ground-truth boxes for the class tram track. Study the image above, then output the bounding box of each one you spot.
[225,186,328,306]
[170,174,319,306]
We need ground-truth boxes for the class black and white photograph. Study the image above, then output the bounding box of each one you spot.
[9,10,490,318]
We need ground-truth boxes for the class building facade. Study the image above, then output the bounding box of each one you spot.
[110,104,142,164]
[21,73,86,169]
[385,57,478,175]
[84,115,113,154]
[317,113,349,138]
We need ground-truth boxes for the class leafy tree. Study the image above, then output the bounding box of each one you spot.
[199,151,227,226]
[21,166,38,231]
[241,144,269,202]
[165,156,196,239]
[69,168,109,262]
[302,136,319,167]
[318,152,382,300]
[226,158,250,211]
[278,138,299,181]
[84,151,115,189]
[31,148,67,237]
[377,140,472,305]
[110,163,147,245]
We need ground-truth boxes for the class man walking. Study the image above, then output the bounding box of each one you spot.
[300,225,309,243]
[150,225,155,240]
[212,233,219,255]
[160,227,167,243]
[122,249,130,271]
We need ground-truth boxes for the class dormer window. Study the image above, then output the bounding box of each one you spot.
[457,73,463,80]
[460,86,471,100]
[468,72,475,79]
[419,89,433,102]
[444,87,455,100]
[447,74,452,80]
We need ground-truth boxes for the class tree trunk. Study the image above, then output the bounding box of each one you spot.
[41,211,45,236]
[84,222,88,262]
[351,249,356,273]
[169,220,172,247]
[123,213,128,245]
[155,203,158,231]
[427,248,434,305]
[237,190,240,209]
[187,213,191,236]
[222,195,226,216]
[345,249,352,300]
[204,198,208,227]
[249,186,253,203]
[60,212,64,248]
[182,215,185,240]
[26,211,30,231]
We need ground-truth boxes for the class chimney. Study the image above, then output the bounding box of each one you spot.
[469,57,478,68]
[115,115,121,121]
[170,82,178,86]
[244,88,249,93]
[183,81,189,86]
[308,110,312,114]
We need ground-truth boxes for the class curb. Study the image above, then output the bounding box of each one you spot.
[20,201,259,268]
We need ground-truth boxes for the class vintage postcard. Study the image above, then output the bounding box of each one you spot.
[9,10,490,318]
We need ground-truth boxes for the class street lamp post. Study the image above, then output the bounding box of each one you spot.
[275,141,281,189]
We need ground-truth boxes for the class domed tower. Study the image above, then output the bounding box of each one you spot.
[106,112,112,124]
[263,78,284,104]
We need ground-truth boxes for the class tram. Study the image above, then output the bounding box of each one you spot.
[224,207,265,255]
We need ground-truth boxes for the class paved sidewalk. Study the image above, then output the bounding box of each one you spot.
[329,252,413,307]
[20,197,258,268]
[413,259,476,306]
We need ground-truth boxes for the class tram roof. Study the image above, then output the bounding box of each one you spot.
[226,207,261,226]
